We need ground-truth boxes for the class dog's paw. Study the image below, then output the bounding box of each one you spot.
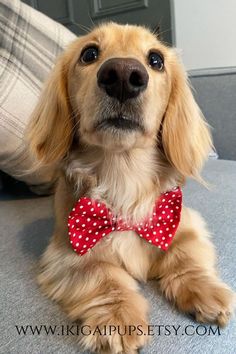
[178,280,235,326]
[80,317,149,354]
[85,326,148,354]
[80,321,149,354]
[79,295,150,354]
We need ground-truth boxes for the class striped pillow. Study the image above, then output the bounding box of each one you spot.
[0,0,76,190]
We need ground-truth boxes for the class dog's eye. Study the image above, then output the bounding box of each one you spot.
[80,46,99,64]
[148,52,164,71]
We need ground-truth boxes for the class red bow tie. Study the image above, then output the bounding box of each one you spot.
[68,187,182,256]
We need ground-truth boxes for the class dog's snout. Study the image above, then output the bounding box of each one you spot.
[97,58,149,103]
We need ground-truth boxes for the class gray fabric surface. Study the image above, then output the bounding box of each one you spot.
[0,159,235,354]
[190,70,236,161]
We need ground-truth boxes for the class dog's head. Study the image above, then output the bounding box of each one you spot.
[28,22,212,178]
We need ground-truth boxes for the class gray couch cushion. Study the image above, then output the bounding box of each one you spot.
[189,68,236,161]
[0,159,235,354]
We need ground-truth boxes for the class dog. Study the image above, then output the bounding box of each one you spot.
[27,23,235,354]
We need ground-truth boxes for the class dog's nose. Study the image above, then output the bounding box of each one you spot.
[97,58,149,103]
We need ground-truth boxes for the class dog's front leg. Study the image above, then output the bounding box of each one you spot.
[149,207,235,326]
[38,240,150,354]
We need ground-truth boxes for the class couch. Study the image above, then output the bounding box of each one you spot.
[1,160,236,354]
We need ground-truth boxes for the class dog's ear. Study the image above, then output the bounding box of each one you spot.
[161,55,212,179]
[27,51,73,164]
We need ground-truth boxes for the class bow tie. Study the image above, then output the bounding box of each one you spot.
[68,187,182,256]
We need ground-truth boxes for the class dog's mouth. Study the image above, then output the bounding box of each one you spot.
[96,115,143,131]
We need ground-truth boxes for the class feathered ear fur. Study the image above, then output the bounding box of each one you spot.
[161,54,212,179]
[27,52,73,164]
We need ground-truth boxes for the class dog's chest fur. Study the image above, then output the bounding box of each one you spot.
[65,146,178,223]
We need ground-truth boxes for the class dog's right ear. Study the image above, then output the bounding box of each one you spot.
[161,53,212,179]
[27,51,73,165]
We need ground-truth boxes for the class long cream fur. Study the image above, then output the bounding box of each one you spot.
[27,23,235,354]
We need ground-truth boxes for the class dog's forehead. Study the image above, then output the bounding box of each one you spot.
[86,23,159,52]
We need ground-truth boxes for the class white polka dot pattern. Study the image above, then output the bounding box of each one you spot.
[68,187,182,256]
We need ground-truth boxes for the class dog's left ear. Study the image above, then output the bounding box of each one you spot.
[27,50,74,165]
[161,55,212,179]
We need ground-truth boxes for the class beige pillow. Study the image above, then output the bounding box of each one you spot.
[0,0,76,189]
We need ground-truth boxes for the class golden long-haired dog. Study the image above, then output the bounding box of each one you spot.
[27,23,235,353]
